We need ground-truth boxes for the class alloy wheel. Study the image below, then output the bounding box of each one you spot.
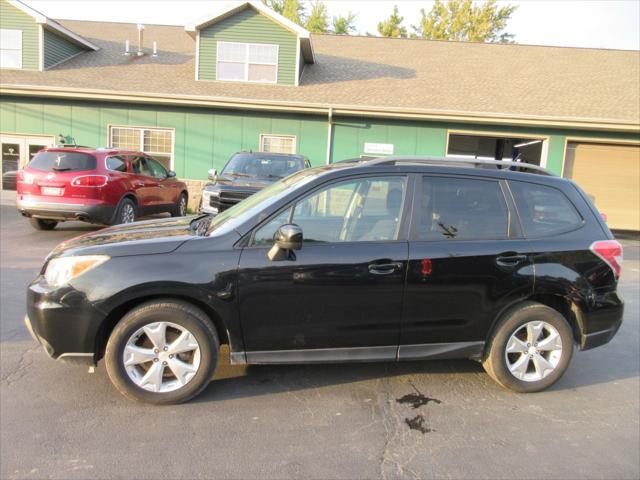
[504,320,563,382]
[179,196,187,216]
[121,203,135,223]
[123,321,201,393]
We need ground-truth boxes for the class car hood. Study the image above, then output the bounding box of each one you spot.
[48,216,204,259]
[214,175,276,189]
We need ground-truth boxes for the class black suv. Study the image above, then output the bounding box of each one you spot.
[200,152,310,215]
[25,157,624,404]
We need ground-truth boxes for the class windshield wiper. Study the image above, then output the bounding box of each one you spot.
[52,167,71,171]
[229,172,251,178]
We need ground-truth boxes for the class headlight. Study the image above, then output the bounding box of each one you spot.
[44,255,110,287]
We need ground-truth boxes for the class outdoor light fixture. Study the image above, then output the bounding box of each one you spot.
[514,140,543,148]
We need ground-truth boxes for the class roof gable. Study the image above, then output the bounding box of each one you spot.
[6,0,99,51]
[185,1,314,64]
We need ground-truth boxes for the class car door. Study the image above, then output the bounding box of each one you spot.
[129,155,160,210]
[145,156,176,206]
[237,174,411,362]
[399,174,534,360]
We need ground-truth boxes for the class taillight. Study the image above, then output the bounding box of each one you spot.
[590,240,623,279]
[71,175,108,187]
[16,170,34,184]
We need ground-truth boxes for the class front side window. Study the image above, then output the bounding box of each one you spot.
[417,176,509,241]
[109,126,173,170]
[0,29,22,69]
[260,134,296,154]
[252,176,408,245]
[217,42,278,83]
[145,157,168,178]
[510,181,583,237]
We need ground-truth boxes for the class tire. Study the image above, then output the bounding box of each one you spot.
[172,193,188,217]
[483,301,574,393]
[105,300,219,404]
[113,198,136,225]
[29,218,58,230]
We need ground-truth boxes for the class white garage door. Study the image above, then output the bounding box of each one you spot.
[564,142,640,231]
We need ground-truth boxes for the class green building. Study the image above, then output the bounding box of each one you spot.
[1,0,639,229]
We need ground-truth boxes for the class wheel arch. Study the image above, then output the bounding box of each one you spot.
[484,294,585,357]
[95,293,231,362]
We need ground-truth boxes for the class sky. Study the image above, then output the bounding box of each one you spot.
[26,0,640,51]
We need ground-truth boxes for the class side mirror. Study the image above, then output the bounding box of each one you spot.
[167,170,176,178]
[208,168,218,182]
[268,224,303,261]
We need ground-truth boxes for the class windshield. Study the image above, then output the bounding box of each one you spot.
[28,151,97,172]
[221,153,305,179]
[206,168,320,236]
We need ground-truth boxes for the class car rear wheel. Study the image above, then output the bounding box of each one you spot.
[483,302,573,393]
[172,193,187,217]
[114,198,136,225]
[105,300,219,404]
[29,218,58,230]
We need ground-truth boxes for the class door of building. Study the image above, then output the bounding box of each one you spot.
[1,135,55,191]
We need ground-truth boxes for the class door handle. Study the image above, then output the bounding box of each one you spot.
[368,262,403,275]
[496,253,527,267]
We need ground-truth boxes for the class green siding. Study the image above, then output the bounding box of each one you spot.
[198,7,297,85]
[43,28,83,69]
[2,96,639,180]
[0,0,39,70]
[0,97,327,178]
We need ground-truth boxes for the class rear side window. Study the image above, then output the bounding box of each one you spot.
[417,176,509,241]
[106,156,127,172]
[28,151,96,172]
[510,181,583,237]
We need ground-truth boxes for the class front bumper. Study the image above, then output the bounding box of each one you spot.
[26,276,104,364]
[17,196,115,224]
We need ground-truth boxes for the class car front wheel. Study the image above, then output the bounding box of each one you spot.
[105,300,219,404]
[483,302,573,393]
[172,193,187,217]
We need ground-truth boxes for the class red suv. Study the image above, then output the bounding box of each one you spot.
[16,147,188,230]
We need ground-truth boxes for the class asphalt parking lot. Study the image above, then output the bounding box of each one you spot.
[1,198,639,480]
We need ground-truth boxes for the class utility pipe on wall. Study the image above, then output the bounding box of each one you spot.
[325,107,333,164]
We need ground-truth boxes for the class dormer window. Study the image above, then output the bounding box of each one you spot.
[0,29,22,69]
[217,41,278,83]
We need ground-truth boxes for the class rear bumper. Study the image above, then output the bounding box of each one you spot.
[580,320,623,350]
[17,196,115,224]
[578,291,624,351]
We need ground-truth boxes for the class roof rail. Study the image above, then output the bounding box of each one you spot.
[53,144,94,149]
[356,155,555,176]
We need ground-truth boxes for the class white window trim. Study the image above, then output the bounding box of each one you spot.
[216,41,279,84]
[0,29,23,69]
[107,125,175,171]
[259,133,297,154]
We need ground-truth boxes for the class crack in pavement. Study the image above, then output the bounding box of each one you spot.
[1,345,41,387]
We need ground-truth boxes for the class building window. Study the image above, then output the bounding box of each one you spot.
[0,29,22,69]
[217,41,278,83]
[447,133,545,166]
[260,134,296,154]
[109,126,173,170]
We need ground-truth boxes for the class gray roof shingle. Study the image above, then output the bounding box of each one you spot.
[1,19,639,126]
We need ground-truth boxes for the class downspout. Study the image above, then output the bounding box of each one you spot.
[325,107,333,165]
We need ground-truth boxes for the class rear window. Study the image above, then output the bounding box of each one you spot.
[28,151,97,172]
[417,176,509,240]
[510,181,583,237]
